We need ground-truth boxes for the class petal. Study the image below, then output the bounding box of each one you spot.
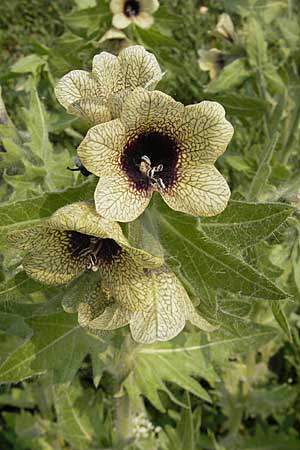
[132,12,154,29]
[109,89,130,118]
[92,52,123,96]
[68,98,111,124]
[88,304,131,330]
[112,13,132,29]
[130,267,188,343]
[99,28,127,43]
[140,0,159,13]
[118,46,162,90]
[110,0,124,14]
[198,48,223,80]
[22,228,87,285]
[77,119,126,178]
[102,258,149,311]
[49,202,127,245]
[184,297,218,332]
[8,227,46,251]
[162,164,230,217]
[55,70,101,111]
[215,13,235,41]
[123,246,163,269]
[121,88,184,139]
[178,101,234,164]
[94,174,152,222]
[77,281,109,327]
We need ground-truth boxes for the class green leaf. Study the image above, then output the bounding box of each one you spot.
[10,54,47,75]
[247,384,297,419]
[0,272,46,303]
[235,427,300,450]
[245,18,268,68]
[128,318,277,412]
[63,4,110,34]
[177,392,194,450]
[155,199,288,302]
[0,180,95,234]
[0,311,32,339]
[205,59,250,94]
[0,312,103,384]
[23,88,51,161]
[205,93,268,118]
[125,334,218,412]
[247,132,279,201]
[0,387,35,409]
[0,138,23,169]
[225,155,252,173]
[135,26,180,50]
[199,200,293,250]
[271,301,291,339]
[54,381,94,449]
[264,64,286,94]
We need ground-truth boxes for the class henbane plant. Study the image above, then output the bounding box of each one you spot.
[9,45,234,345]
[2,39,292,447]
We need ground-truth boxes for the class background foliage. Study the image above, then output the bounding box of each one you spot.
[0,0,300,449]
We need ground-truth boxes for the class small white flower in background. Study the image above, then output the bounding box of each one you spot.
[132,413,161,440]
[198,48,225,80]
[215,13,235,43]
[110,0,159,29]
[199,5,208,15]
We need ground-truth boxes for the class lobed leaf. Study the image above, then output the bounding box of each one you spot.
[199,200,293,250]
[155,199,288,302]
[0,312,103,384]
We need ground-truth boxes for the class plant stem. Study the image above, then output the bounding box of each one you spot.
[115,393,131,446]
[114,335,138,447]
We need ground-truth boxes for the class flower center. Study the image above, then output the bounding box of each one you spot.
[120,131,179,192]
[216,53,226,70]
[124,0,140,17]
[68,232,122,271]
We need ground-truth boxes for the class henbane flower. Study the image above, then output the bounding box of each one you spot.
[215,13,235,43]
[198,48,225,80]
[8,202,215,343]
[77,87,234,222]
[82,265,217,344]
[55,45,162,125]
[110,0,159,30]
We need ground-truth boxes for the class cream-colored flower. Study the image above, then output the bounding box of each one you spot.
[81,265,217,343]
[78,87,233,222]
[215,13,235,43]
[55,45,162,124]
[110,0,159,29]
[8,201,161,295]
[198,5,208,15]
[8,202,214,343]
[198,48,225,80]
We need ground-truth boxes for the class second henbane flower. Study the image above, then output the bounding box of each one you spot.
[78,87,234,222]
[55,46,162,125]
[8,202,214,343]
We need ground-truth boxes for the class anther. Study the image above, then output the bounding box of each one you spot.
[139,155,165,191]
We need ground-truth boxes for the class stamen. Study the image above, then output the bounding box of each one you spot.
[141,155,151,165]
[139,155,165,191]
[85,240,103,271]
